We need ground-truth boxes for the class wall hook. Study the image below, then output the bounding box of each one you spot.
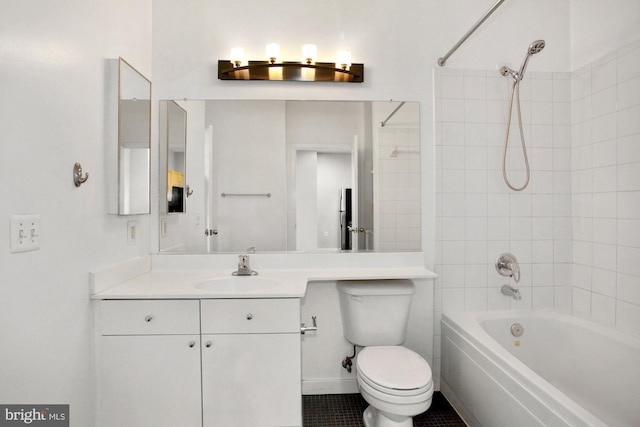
[73,162,89,187]
[186,184,194,197]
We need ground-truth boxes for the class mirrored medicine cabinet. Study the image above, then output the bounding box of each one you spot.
[106,57,152,215]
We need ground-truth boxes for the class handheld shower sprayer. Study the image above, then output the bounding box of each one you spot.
[500,40,546,81]
[499,40,545,191]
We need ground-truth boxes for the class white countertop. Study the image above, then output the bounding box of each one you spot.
[91,267,437,299]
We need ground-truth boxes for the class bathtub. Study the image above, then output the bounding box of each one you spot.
[440,310,640,427]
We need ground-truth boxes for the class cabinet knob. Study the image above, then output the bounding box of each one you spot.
[246,313,253,320]
[144,315,153,322]
[188,341,196,348]
[205,341,212,348]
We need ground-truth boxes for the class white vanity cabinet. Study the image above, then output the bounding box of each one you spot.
[98,300,202,427]
[98,298,302,427]
[200,298,302,427]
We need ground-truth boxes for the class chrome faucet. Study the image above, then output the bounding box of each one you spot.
[232,254,258,276]
[501,284,521,300]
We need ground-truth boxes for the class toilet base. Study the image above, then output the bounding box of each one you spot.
[362,405,413,427]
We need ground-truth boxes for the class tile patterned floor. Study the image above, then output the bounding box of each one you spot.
[302,392,467,427]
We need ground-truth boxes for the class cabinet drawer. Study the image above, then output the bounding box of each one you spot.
[201,299,299,334]
[100,300,200,335]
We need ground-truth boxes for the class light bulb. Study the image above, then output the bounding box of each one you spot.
[230,47,245,67]
[266,43,280,64]
[302,44,317,64]
[337,50,352,69]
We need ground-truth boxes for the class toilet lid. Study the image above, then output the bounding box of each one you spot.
[356,346,432,391]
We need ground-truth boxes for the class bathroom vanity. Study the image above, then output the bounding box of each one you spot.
[92,259,435,427]
[98,298,301,427]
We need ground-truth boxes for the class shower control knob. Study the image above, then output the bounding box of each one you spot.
[246,313,253,320]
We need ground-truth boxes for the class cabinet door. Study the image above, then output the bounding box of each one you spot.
[202,333,302,427]
[99,335,201,427]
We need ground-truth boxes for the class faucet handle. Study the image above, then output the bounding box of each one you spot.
[496,253,520,283]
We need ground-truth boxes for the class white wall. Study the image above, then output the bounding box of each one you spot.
[0,1,152,426]
[570,0,640,70]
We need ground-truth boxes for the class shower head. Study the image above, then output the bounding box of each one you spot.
[517,39,546,80]
[501,40,546,81]
[528,39,546,55]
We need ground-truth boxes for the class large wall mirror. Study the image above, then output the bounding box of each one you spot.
[158,100,420,253]
[106,58,152,215]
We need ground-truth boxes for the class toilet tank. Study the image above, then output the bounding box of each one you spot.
[337,279,415,346]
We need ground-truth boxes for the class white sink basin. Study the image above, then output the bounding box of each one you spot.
[195,276,281,293]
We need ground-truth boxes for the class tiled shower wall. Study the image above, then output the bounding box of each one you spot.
[432,68,573,386]
[432,39,640,387]
[378,127,421,251]
[571,40,640,335]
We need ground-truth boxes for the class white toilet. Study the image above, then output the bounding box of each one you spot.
[337,280,433,427]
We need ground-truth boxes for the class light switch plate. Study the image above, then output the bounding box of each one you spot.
[10,214,41,253]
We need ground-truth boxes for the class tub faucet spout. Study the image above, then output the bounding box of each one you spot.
[501,284,521,300]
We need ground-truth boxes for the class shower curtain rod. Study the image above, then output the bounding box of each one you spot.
[380,101,406,127]
[437,0,507,66]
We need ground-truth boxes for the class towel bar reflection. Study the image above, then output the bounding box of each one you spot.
[221,192,271,198]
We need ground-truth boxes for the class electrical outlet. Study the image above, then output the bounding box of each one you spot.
[160,219,168,238]
[10,214,41,253]
[127,221,137,245]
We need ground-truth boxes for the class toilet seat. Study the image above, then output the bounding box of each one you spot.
[356,346,433,397]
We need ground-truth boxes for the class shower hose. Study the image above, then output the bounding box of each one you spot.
[502,80,531,191]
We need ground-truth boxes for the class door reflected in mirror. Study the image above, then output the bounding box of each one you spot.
[158,100,420,253]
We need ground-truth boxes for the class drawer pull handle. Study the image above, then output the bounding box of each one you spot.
[246,313,253,320]
[188,341,196,348]
[144,315,153,322]
[206,341,212,348]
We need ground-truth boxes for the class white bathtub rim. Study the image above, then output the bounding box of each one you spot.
[441,309,624,427]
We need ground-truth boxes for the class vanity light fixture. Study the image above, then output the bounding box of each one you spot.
[218,45,364,83]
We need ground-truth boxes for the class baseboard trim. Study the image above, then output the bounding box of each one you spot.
[302,378,359,395]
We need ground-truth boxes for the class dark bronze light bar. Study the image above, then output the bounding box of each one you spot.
[218,60,364,83]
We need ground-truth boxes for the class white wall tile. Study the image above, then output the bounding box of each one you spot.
[591,86,617,117]
[617,75,640,109]
[591,293,616,324]
[617,300,640,336]
[617,46,640,83]
[591,268,617,297]
[572,287,592,316]
[617,219,640,248]
[618,273,640,305]
[592,58,617,92]
[531,78,553,101]
[617,105,640,138]
[617,134,640,164]
[617,162,640,191]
